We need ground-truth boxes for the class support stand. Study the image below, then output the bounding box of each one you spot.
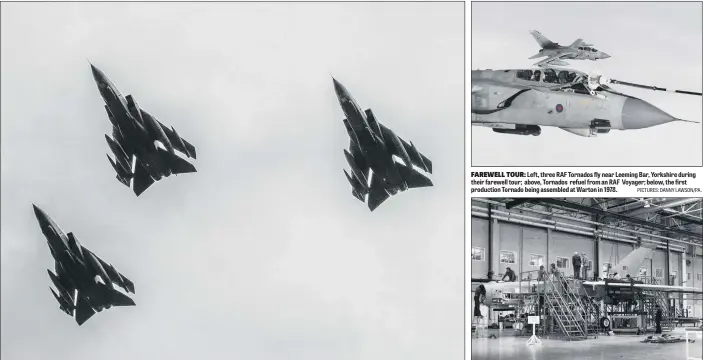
[526,324,542,345]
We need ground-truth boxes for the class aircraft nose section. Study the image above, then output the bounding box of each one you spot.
[621,98,677,129]
[332,77,343,94]
[32,203,44,219]
[602,53,611,59]
[89,63,106,83]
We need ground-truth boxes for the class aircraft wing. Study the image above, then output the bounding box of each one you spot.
[534,50,577,67]
[143,113,197,159]
[583,281,703,294]
[95,255,136,294]
[378,124,432,173]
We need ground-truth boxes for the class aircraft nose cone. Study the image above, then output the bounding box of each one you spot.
[32,203,44,218]
[621,98,677,129]
[89,63,105,83]
[602,53,611,59]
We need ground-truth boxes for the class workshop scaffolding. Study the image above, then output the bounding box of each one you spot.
[519,271,599,341]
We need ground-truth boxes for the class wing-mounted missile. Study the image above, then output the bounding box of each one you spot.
[363,109,384,141]
[85,250,113,289]
[66,232,84,259]
[107,154,131,176]
[343,149,369,191]
[170,126,192,158]
[50,288,74,315]
[47,269,73,302]
[105,134,129,160]
[125,94,145,125]
[343,170,366,202]
[342,119,362,148]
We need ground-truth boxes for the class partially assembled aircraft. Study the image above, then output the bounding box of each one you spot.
[528,30,611,67]
[472,242,703,312]
[471,67,701,137]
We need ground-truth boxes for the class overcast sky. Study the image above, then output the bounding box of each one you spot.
[471,1,702,166]
[0,3,464,360]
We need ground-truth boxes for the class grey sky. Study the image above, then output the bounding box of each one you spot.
[0,2,464,360]
[471,1,702,166]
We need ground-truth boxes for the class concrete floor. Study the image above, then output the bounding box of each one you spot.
[471,329,702,360]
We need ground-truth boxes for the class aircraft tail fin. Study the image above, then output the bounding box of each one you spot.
[132,161,156,197]
[568,38,584,48]
[367,173,390,212]
[530,30,558,49]
[611,242,656,278]
[74,295,96,326]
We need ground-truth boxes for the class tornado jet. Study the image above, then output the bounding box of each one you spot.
[332,78,433,211]
[528,30,610,67]
[33,204,135,325]
[471,67,701,137]
[90,63,197,196]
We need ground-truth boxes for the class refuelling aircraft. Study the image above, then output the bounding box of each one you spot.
[471,67,701,137]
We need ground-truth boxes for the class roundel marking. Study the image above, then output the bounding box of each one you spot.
[556,104,564,113]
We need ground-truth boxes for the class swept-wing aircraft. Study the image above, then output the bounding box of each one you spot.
[471,67,701,137]
[33,204,136,325]
[332,77,433,211]
[90,63,198,196]
[528,30,610,67]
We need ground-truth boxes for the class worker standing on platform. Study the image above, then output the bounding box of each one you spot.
[538,265,547,281]
[572,252,582,279]
[581,252,589,280]
[502,267,517,282]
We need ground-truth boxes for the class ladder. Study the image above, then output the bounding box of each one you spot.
[644,278,675,330]
[565,279,600,336]
[543,273,588,340]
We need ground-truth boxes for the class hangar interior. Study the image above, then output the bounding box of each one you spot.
[471,198,703,359]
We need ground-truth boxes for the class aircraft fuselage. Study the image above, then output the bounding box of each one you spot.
[333,79,405,189]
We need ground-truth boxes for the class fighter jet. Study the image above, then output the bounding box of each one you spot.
[90,63,197,196]
[471,67,701,137]
[33,204,136,325]
[528,30,611,67]
[332,78,433,211]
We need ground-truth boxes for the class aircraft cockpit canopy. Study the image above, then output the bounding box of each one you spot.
[516,69,578,84]
[578,46,599,52]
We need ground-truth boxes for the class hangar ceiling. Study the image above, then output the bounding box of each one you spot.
[483,198,702,247]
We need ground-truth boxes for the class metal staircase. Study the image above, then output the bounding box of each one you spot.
[640,277,674,331]
[542,273,589,340]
